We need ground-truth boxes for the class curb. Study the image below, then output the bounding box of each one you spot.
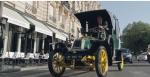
[0,65,21,73]
[21,65,48,71]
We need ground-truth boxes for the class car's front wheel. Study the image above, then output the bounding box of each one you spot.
[48,51,66,77]
[95,46,109,77]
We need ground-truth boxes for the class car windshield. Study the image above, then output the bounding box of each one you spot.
[73,39,93,50]
[82,39,92,49]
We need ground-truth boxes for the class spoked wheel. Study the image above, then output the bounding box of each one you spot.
[48,52,66,77]
[95,46,108,77]
[117,54,124,71]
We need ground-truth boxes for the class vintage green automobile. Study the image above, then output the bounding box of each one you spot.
[48,9,124,77]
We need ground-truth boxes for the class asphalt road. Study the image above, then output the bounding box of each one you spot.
[1,62,150,77]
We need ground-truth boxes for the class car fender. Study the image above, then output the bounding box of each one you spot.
[53,42,69,54]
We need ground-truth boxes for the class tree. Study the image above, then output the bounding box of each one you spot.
[122,21,150,55]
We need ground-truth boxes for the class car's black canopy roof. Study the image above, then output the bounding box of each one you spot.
[75,9,113,29]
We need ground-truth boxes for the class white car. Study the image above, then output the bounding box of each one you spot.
[137,52,148,61]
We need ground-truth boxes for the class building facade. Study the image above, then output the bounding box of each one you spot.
[0,1,101,62]
[4,1,101,39]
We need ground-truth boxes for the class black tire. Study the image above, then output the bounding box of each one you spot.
[48,51,66,77]
[148,60,150,63]
[108,38,114,66]
[117,51,124,71]
[147,55,150,63]
[107,46,113,66]
[95,46,108,77]
[130,60,133,64]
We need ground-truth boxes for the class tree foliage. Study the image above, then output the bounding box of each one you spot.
[122,21,150,54]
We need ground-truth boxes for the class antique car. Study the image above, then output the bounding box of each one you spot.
[48,9,124,77]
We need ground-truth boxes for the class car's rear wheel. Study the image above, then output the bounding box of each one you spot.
[95,46,108,77]
[117,53,124,71]
[48,51,66,77]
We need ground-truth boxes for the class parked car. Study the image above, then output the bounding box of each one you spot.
[137,52,148,61]
[120,48,133,63]
[147,52,150,63]
[147,44,150,63]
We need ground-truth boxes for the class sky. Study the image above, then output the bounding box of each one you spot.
[101,1,150,33]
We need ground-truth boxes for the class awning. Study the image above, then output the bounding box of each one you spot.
[24,16,53,36]
[2,7,30,29]
[48,26,66,41]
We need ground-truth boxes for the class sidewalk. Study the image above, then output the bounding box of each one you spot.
[21,65,48,71]
[0,65,21,73]
[0,64,48,73]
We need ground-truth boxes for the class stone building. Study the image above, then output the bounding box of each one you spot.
[0,1,101,60]
[4,1,101,39]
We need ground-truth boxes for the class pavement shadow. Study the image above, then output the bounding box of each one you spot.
[108,69,120,72]
[37,69,91,77]
[125,64,150,67]
[63,71,90,77]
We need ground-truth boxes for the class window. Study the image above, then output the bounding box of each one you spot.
[25,1,37,14]
[83,40,91,49]
[26,1,33,5]
[48,4,54,17]
[59,7,63,23]
[73,39,93,50]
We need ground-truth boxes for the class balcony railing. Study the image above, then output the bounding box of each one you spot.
[61,1,70,9]
[60,24,65,29]
[25,3,37,14]
[5,1,15,7]
[49,15,56,23]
